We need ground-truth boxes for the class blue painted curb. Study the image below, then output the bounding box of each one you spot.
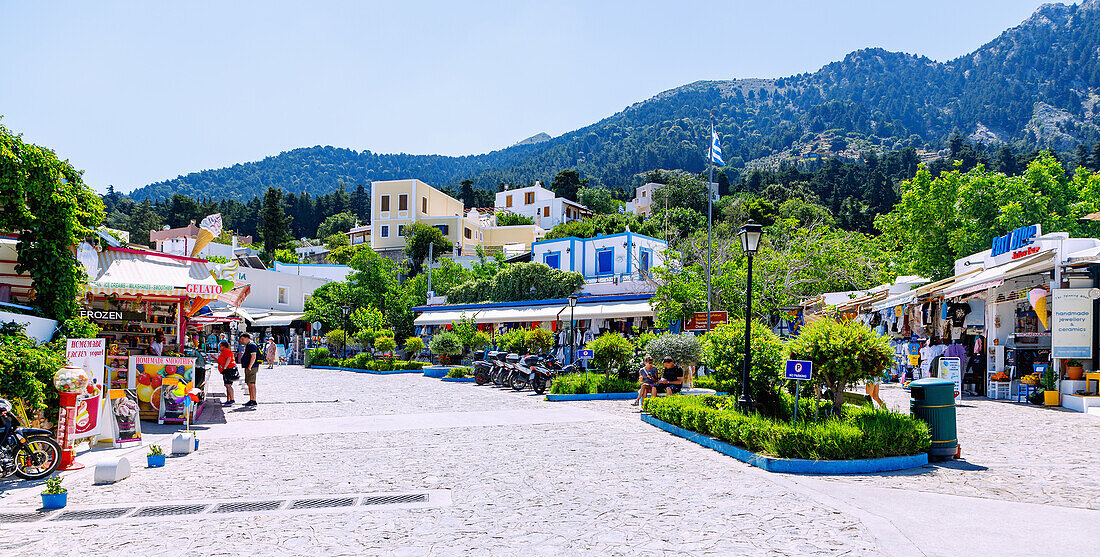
[546,392,637,401]
[441,377,476,382]
[422,367,450,378]
[641,414,928,474]
[311,365,425,375]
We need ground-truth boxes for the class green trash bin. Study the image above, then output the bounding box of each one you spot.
[910,378,957,459]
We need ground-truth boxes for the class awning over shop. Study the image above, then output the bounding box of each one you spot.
[88,248,222,299]
[251,312,305,327]
[942,251,1056,298]
[474,305,567,323]
[569,300,653,320]
[414,309,481,326]
[869,269,983,311]
[212,306,257,323]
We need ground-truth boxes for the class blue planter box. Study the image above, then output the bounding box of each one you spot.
[311,365,424,375]
[546,392,637,402]
[641,414,928,474]
[147,455,166,468]
[422,367,451,378]
[41,492,67,509]
[441,377,476,382]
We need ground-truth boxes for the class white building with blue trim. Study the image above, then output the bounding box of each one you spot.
[531,231,666,288]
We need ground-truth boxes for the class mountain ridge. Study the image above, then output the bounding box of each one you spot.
[129,0,1100,202]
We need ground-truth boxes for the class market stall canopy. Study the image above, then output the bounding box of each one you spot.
[414,309,481,326]
[569,300,653,320]
[251,312,305,327]
[870,269,983,311]
[211,306,256,323]
[941,251,1056,298]
[474,304,568,323]
[88,248,222,299]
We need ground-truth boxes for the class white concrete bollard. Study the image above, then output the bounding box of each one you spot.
[171,433,195,455]
[93,457,131,484]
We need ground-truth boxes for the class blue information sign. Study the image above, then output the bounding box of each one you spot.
[785,360,812,381]
[577,349,594,359]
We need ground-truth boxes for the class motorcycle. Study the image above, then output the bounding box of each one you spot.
[510,354,541,391]
[472,350,494,385]
[533,355,581,394]
[0,398,62,480]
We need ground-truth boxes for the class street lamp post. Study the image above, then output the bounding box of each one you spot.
[568,294,578,364]
[340,304,351,358]
[737,220,763,413]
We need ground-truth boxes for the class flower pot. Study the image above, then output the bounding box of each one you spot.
[1044,390,1060,406]
[41,492,67,509]
[1066,366,1084,380]
[147,454,166,467]
[193,438,199,451]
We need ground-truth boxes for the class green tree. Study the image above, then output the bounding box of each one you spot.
[786,317,894,415]
[317,211,357,239]
[524,328,554,353]
[325,232,350,248]
[404,336,425,360]
[550,169,588,201]
[460,179,475,206]
[351,183,369,222]
[429,331,463,362]
[261,187,292,253]
[403,223,453,276]
[699,320,785,411]
[587,332,634,378]
[0,124,105,320]
[644,333,702,366]
[577,186,620,214]
[273,249,299,264]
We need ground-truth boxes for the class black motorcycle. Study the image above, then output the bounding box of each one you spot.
[533,355,580,394]
[472,350,493,385]
[0,398,62,480]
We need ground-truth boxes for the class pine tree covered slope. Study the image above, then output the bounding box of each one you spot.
[129,0,1100,202]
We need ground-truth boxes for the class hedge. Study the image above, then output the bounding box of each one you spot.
[308,349,426,372]
[549,372,638,395]
[642,395,929,460]
[446,366,474,378]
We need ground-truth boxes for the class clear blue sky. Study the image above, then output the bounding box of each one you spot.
[0,1,1058,193]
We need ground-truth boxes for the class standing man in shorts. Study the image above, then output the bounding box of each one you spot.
[239,333,260,407]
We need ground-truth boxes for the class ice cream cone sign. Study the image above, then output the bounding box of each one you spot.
[1028,287,1049,329]
[189,213,224,258]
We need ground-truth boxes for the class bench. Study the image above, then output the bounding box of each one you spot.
[842,391,873,407]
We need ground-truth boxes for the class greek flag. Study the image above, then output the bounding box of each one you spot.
[709,124,724,166]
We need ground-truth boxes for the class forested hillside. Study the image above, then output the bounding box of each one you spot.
[128,0,1100,204]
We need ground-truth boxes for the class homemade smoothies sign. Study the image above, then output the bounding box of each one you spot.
[129,356,196,420]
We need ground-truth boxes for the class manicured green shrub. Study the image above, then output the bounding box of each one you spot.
[325,329,349,349]
[374,335,396,354]
[642,395,929,460]
[469,331,492,351]
[446,366,474,378]
[403,337,424,360]
[497,328,526,353]
[692,375,736,394]
[429,331,463,357]
[587,332,634,377]
[524,328,554,353]
[786,317,894,415]
[549,372,639,395]
[700,321,785,413]
[645,333,702,366]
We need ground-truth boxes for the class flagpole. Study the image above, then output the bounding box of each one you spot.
[706,111,713,334]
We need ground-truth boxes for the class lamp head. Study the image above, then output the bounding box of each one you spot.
[738,220,763,254]
[340,305,351,316]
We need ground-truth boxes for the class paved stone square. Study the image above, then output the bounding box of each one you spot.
[0,366,1096,556]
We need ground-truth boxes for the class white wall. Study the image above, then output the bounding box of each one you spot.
[533,233,666,279]
[272,262,354,282]
[157,237,236,260]
[236,267,332,311]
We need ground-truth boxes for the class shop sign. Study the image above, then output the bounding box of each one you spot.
[186,283,222,295]
[684,311,728,331]
[990,224,1041,259]
[65,338,106,440]
[1052,289,1093,359]
[78,309,145,322]
[938,357,962,401]
[107,389,142,446]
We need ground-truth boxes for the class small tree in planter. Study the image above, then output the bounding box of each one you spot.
[403,337,425,361]
[524,328,554,354]
[498,328,526,353]
[469,331,492,353]
[786,317,893,415]
[375,335,397,361]
[429,331,463,364]
[325,329,348,357]
[700,321,785,411]
[588,332,634,379]
[41,474,67,509]
[646,333,702,387]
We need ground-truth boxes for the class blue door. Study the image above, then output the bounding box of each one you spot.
[544,253,560,269]
[597,249,613,275]
[640,250,650,273]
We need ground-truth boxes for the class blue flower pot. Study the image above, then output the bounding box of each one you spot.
[193,439,199,451]
[147,454,166,467]
[41,492,67,509]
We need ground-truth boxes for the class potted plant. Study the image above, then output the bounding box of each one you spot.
[147,444,166,467]
[41,475,67,509]
[192,432,199,451]
[1042,364,1060,406]
[1066,359,1084,380]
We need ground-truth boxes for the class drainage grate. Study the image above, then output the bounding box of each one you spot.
[289,497,357,509]
[362,494,428,506]
[51,508,134,521]
[131,504,208,518]
[0,512,53,523]
[212,500,283,513]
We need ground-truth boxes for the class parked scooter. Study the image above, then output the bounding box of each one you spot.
[0,398,61,480]
[472,350,493,385]
[533,355,581,394]
[509,354,542,391]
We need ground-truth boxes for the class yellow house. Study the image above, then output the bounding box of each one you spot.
[370,179,543,256]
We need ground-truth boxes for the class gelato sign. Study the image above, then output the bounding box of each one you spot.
[186,283,223,296]
[1052,289,1093,359]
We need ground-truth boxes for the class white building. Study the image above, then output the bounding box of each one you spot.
[625,182,659,217]
[495,182,588,230]
[531,231,667,295]
[236,266,332,312]
[272,262,354,282]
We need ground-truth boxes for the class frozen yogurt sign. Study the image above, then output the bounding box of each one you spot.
[990,224,1041,261]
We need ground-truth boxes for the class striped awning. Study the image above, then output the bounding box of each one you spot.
[87,249,222,299]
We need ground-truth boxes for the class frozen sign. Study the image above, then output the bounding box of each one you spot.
[1052,289,1094,359]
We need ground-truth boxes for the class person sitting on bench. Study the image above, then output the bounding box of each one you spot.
[632,355,661,406]
[656,356,684,395]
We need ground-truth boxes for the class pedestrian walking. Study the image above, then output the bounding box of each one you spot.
[265,338,277,369]
[238,333,260,407]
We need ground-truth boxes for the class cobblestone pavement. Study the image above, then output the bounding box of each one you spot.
[1,367,1096,555]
